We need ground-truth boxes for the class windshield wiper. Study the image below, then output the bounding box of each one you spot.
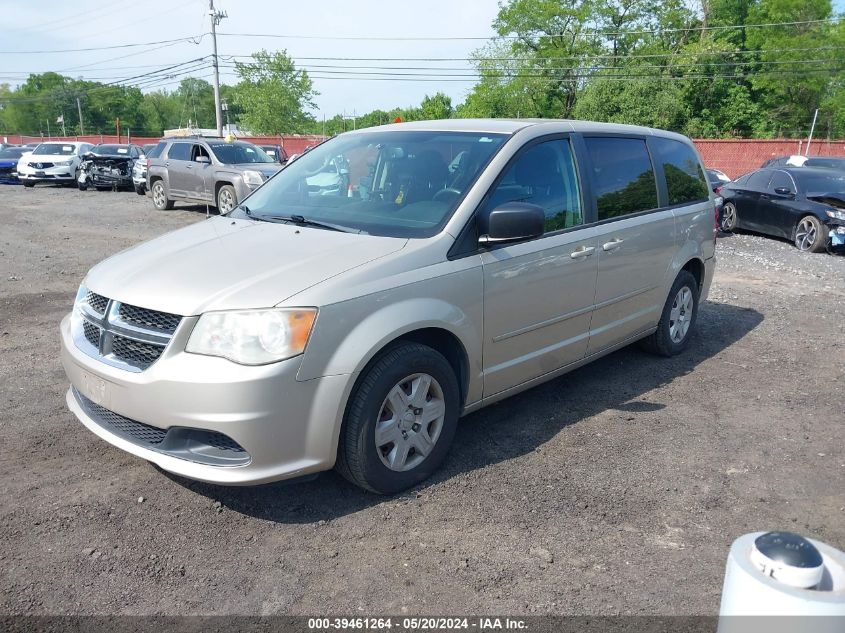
[260,213,362,234]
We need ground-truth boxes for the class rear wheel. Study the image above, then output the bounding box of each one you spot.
[641,270,699,357]
[151,180,174,210]
[794,216,827,253]
[336,343,460,494]
[216,184,237,213]
[720,201,737,232]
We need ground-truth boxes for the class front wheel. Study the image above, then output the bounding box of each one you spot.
[23,181,34,188]
[151,180,174,210]
[641,270,699,357]
[720,201,737,232]
[216,184,237,213]
[335,343,460,494]
[794,216,827,253]
[134,184,146,196]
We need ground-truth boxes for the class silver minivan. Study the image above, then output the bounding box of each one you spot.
[60,119,716,493]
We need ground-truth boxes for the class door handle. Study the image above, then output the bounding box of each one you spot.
[164,162,170,167]
[570,246,596,259]
[602,238,624,251]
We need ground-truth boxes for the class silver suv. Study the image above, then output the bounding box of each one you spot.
[146,137,282,212]
[61,119,716,494]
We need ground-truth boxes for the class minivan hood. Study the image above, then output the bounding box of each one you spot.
[84,218,407,315]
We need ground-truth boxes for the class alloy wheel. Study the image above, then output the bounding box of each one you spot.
[795,218,817,251]
[218,188,235,213]
[721,203,736,231]
[153,183,165,208]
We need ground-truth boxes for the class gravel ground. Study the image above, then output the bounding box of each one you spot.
[0,185,843,616]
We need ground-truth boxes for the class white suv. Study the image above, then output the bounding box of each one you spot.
[18,142,93,187]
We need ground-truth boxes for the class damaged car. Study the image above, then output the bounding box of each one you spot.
[0,146,28,184]
[77,144,143,191]
[720,167,845,253]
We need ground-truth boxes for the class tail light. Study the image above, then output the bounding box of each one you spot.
[715,186,722,195]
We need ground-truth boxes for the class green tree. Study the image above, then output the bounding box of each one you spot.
[419,92,453,120]
[233,49,317,134]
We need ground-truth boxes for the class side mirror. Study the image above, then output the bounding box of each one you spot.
[774,187,792,196]
[479,202,545,245]
[195,155,211,164]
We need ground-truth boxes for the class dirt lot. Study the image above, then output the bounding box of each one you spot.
[0,185,843,616]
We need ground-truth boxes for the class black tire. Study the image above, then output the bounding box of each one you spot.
[720,201,737,232]
[335,342,460,494]
[640,270,700,357]
[95,186,109,192]
[23,181,34,188]
[216,184,237,214]
[134,184,146,196]
[151,180,174,210]
[77,182,87,191]
[794,215,827,253]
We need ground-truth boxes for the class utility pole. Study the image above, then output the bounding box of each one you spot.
[209,0,228,137]
[77,97,85,135]
[806,108,819,156]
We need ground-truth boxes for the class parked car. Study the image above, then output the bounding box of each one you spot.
[305,154,349,195]
[132,143,163,195]
[146,137,282,212]
[0,146,28,184]
[761,155,845,171]
[77,144,143,191]
[61,119,716,493]
[706,168,731,193]
[259,144,289,165]
[17,142,93,187]
[719,167,845,252]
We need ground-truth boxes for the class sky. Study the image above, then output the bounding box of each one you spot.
[0,0,502,117]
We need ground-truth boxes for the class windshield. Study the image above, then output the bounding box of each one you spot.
[92,144,130,155]
[0,147,26,159]
[797,172,845,193]
[208,142,273,164]
[232,130,507,238]
[33,143,77,156]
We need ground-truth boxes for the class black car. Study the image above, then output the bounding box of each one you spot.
[761,155,845,170]
[259,144,289,164]
[706,168,730,193]
[77,144,143,191]
[720,167,845,253]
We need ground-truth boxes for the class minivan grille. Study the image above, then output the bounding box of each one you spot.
[73,293,182,372]
[118,303,181,334]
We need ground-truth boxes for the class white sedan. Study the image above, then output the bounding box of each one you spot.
[17,142,94,187]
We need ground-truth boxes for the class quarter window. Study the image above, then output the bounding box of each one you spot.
[584,137,658,220]
[486,139,582,232]
[652,138,709,205]
[167,143,191,161]
[746,170,771,190]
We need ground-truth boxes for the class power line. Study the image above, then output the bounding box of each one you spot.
[0,34,206,55]
[215,17,842,42]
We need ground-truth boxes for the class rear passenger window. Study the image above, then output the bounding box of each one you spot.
[487,139,582,232]
[167,143,191,161]
[746,170,771,189]
[584,137,657,220]
[652,138,709,205]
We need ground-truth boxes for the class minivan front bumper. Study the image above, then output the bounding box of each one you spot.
[59,314,351,485]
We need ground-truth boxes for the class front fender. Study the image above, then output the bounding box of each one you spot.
[297,270,484,406]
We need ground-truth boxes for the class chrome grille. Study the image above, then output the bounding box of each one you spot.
[73,291,182,372]
[118,303,180,334]
[86,291,108,314]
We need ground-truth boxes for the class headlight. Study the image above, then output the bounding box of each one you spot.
[242,170,264,187]
[826,209,845,221]
[186,308,317,365]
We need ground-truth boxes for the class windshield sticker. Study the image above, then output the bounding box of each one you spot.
[63,146,73,151]
[117,148,128,154]
[478,137,494,143]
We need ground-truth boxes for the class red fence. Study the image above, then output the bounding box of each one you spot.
[4,132,844,180]
[695,139,845,179]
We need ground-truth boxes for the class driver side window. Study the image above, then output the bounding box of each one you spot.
[487,140,583,232]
